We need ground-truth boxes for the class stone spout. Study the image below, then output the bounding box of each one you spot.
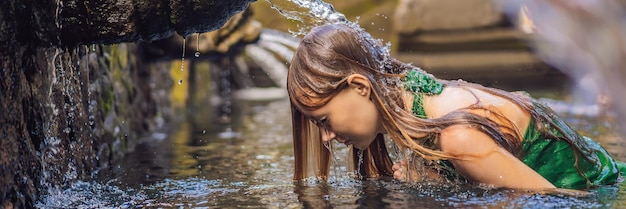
[1,0,255,51]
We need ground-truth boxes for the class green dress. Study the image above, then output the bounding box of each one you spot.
[404,69,625,189]
[520,101,625,189]
[412,92,624,189]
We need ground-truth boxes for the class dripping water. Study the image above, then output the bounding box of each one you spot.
[195,33,201,58]
[323,141,346,179]
[356,149,364,179]
[178,37,186,85]
[181,37,186,71]
[39,48,65,198]
[404,148,414,182]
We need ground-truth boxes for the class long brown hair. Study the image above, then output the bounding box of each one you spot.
[287,23,594,181]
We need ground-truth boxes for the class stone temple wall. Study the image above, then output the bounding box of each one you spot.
[0,0,254,207]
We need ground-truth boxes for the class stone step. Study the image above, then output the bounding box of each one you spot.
[398,28,531,52]
[395,50,564,85]
[396,51,538,71]
[394,0,503,33]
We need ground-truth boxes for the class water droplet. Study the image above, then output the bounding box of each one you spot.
[181,37,186,71]
[202,130,206,134]
[178,79,183,84]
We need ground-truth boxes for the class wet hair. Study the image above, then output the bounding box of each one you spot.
[287,23,595,182]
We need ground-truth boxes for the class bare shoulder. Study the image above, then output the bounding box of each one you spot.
[422,87,479,119]
[439,125,496,157]
[423,87,531,135]
[439,125,556,189]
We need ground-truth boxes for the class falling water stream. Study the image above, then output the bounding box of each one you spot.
[36,0,626,208]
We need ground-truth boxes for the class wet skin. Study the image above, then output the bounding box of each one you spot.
[303,74,385,150]
[300,73,556,189]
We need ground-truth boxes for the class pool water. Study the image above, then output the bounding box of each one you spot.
[38,96,626,208]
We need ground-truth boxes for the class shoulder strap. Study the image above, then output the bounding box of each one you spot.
[411,93,427,119]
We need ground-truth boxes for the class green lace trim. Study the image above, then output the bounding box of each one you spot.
[404,69,444,95]
[404,69,444,118]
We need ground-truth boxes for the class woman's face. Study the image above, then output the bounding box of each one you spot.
[304,77,384,150]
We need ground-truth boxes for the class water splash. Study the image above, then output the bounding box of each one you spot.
[266,0,407,181]
[36,180,146,208]
[265,0,415,89]
[266,0,347,37]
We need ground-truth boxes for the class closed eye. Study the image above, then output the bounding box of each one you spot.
[312,117,328,128]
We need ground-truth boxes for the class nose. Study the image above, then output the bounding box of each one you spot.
[320,127,336,142]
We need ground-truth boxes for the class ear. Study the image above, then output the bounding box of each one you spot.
[346,74,371,97]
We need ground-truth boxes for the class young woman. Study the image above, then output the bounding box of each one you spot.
[286,23,625,190]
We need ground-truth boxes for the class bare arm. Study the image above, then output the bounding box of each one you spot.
[440,125,556,189]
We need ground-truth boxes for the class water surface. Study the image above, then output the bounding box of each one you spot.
[36,93,626,208]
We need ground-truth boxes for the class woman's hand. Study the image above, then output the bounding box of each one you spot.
[392,160,406,180]
[392,160,422,182]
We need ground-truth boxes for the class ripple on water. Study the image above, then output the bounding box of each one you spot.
[36,180,146,209]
